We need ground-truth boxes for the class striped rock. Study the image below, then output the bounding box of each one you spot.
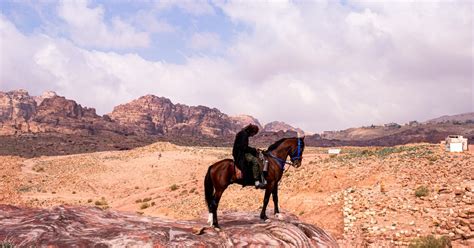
[0,205,338,247]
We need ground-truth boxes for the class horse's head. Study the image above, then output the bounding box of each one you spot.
[289,137,305,168]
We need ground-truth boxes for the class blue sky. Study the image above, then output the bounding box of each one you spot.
[0,0,472,132]
[0,0,242,63]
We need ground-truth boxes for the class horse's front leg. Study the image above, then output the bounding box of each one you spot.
[260,187,272,220]
[272,184,280,215]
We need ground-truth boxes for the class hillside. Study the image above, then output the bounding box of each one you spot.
[425,112,474,124]
[1,142,472,247]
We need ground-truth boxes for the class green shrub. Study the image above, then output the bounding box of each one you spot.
[415,186,429,197]
[17,186,32,193]
[0,241,15,248]
[170,184,179,191]
[409,235,451,248]
[95,197,107,206]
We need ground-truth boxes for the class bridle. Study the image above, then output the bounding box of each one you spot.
[266,138,303,170]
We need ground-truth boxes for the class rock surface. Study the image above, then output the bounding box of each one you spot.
[0,205,339,247]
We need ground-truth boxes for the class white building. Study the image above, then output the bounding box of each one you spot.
[445,135,468,152]
[328,148,341,155]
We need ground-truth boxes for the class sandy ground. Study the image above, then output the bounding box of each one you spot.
[1,142,473,247]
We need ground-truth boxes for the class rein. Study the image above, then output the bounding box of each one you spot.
[266,152,294,170]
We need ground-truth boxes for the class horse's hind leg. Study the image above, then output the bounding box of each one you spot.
[212,189,224,228]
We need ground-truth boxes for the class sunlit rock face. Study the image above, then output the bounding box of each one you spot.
[0,205,339,247]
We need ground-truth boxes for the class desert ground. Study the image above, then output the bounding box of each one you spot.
[1,142,473,247]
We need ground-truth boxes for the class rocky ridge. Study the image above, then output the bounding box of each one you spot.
[1,89,473,157]
[0,90,301,138]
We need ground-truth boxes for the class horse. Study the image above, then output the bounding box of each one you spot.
[204,137,305,228]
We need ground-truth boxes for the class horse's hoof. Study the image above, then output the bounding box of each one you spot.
[213,225,221,231]
[260,215,268,221]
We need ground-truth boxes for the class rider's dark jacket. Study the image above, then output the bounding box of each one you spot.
[232,129,258,169]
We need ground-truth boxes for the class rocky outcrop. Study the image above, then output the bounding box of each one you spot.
[108,95,242,137]
[0,90,37,123]
[264,121,305,136]
[0,90,128,136]
[0,205,339,247]
[230,114,263,130]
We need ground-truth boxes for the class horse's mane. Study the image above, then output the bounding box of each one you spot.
[267,138,289,151]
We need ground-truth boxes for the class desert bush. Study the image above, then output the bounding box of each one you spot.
[142,197,152,202]
[87,199,93,203]
[408,235,451,248]
[427,156,438,162]
[151,202,156,206]
[95,197,107,206]
[170,184,179,191]
[17,186,32,193]
[0,241,15,248]
[135,199,142,203]
[140,202,150,209]
[415,186,429,197]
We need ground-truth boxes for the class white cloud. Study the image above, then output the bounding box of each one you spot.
[0,1,472,133]
[57,0,150,49]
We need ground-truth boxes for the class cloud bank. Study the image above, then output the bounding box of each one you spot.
[0,0,472,132]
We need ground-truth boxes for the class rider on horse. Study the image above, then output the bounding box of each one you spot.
[232,124,267,189]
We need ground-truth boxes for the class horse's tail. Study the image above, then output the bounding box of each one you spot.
[204,166,214,211]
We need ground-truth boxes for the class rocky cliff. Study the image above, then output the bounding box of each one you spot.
[108,94,241,137]
[0,205,339,247]
[0,90,125,136]
[264,121,305,136]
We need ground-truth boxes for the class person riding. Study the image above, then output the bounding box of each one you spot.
[232,124,267,189]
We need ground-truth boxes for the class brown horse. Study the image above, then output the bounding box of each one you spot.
[204,137,305,228]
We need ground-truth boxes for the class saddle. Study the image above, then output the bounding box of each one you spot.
[230,152,268,185]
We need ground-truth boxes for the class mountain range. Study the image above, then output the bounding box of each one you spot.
[0,89,472,157]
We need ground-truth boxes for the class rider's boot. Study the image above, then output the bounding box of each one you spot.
[255,180,267,189]
[253,163,267,189]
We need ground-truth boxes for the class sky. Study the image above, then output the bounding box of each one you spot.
[0,0,472,133]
